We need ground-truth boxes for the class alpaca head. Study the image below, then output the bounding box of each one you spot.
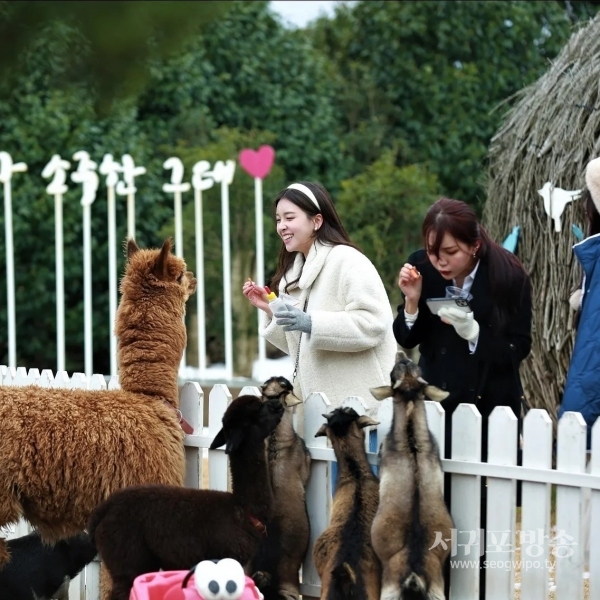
[210,395,284,454]
[315,406,379,443]
[370,351,448,403]
[120,238,197,301]
[260,376,302,408]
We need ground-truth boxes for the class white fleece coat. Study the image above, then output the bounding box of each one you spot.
[261,241,397,414]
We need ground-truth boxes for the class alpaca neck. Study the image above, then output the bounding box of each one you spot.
[115,299,186,407]
[230,442,273,521]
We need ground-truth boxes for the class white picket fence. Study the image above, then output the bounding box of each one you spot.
[2,367,600,599]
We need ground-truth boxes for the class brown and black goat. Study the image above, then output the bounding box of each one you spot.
[370,351,454,600]
[312,407,381,600]
[251,376,311,600]
[88,395,284,600]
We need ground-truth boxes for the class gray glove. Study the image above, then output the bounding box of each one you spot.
[274,303,312,333]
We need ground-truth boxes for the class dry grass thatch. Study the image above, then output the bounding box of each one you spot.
[483,14,600,417]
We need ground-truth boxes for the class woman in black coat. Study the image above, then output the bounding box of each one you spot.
[393,197,532,460]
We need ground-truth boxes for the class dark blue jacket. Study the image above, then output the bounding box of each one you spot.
[560,233,600,448]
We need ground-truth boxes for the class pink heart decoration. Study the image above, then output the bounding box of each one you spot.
[238,145,276,179]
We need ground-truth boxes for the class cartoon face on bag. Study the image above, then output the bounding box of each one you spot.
[276,198,322,256]
[426,232,478,282]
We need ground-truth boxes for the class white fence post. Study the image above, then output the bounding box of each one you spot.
[555,411,587,598]
[485,406,518,599]
[590,420,600,599]
[449,403,482,600]
[180,381,204,489]
[208,384,231,491]
[302,391,332,600]
[520,409,552,599]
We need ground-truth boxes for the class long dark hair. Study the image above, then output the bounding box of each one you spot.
[269,181,360,293]
[422,197,529,331]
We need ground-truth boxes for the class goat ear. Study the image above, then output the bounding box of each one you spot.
[417,376,428,385]
[315,424,328,437]
[370,385,393,401]
[357,415,380,429]
[395,350,408,362]
[424,385,449,402]
[209,429,227,450]
[283,392,302,408]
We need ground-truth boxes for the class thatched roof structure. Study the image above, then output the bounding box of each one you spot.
[484,14,600,417]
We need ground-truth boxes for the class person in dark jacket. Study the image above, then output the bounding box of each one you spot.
[560,156,600,572]
[561,156,600,444]
[393,197,532,459]
[393,197,532,598]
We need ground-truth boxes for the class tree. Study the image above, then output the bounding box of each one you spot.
[0,1,231,110]
[336,149,440,307]
[310,0,600,211]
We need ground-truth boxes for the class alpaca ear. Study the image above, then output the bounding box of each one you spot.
[223,429,245,454]
[315,423,328,438]
[126,238,140,260]
[209,429,226,450]
[152,238,173,280]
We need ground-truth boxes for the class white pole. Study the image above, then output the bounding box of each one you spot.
[42,154,70,373]
[107,185,117,376]
[55,193,65,372]
[3,179,16,369]
[210,159,236,381]
[71,150,98,380]
[254,176,267,362]
[0,153,27,370]
[83,203,92,377]
[173,188,186,369]
[127,193,135,240]
[116,155,145,242]
[99,154,121,378]
[191,160,213,377]
[194,186,207,374]
[174,190,183,258]
[163,157,190,372]
[221,178,233,380]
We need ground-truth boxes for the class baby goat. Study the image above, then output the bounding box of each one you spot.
[313,407,381,600]
[88,395,284,600]
[370,351,454,600]
[251,376,312,600]
[0,531,96,600]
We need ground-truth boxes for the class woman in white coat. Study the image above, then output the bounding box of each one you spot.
[242,181,397,414]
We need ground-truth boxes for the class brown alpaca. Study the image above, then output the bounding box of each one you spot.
[0,238,195,573]
[88,394,284,600]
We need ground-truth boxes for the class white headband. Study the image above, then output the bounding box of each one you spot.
[287,183,320,210]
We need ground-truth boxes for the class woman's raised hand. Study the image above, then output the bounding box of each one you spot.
[242,279,271,314]
[398,263,422,303]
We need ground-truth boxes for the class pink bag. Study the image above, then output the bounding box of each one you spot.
[129,559,264,600]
